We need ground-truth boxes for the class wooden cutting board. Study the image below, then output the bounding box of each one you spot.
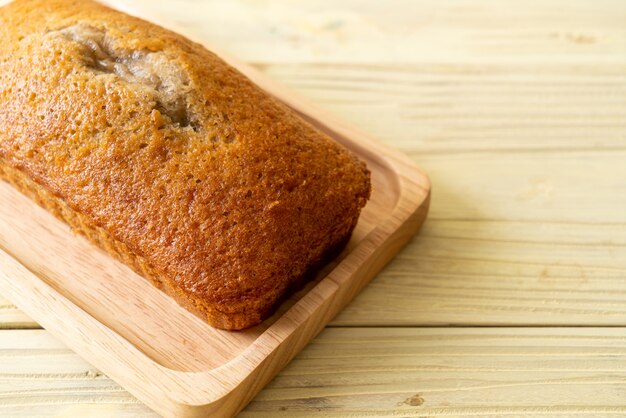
[0,2,430,417]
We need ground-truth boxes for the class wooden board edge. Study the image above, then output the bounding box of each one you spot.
[166,159,431,413]
[165,183,431,416]
[0,247,210,417]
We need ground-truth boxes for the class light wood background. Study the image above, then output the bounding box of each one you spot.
[1,0,626,416]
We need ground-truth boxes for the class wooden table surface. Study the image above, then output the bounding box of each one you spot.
[1,0,626,416]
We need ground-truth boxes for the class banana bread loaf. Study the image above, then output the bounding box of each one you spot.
[0,0,370,330]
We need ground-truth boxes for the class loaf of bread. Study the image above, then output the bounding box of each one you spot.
[0,0,370,330]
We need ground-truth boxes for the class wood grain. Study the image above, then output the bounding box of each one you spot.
[2,328,626,417]
[100,0,626,64]
[0,0,624,416]
[260,63,626,154]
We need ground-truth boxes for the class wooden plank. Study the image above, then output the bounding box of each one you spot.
[0,298,35,329]
[248,327,626,416]
[112,0,626,64]
[0,330,155,417]
[259,63,626,154]
[335,217,626,326]
[2,328,626,417]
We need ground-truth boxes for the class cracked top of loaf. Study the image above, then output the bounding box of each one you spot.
[0,0,370,329]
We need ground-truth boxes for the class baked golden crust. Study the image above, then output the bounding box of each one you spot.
[0,0,370,329]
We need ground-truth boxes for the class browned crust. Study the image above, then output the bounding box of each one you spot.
[0,0,370,330]
[0,162,166,308]
[0,161,359,329]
